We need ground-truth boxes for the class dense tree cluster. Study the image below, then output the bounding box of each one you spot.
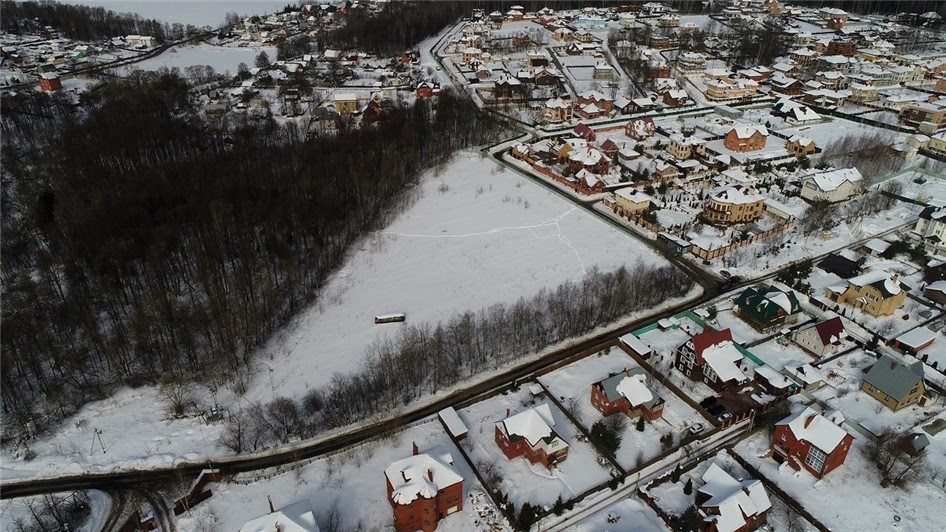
[0,72,510,434]
[0,0,166,43]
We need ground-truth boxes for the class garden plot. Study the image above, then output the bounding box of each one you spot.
[735,431,945,532]
[882,168,946,206]
[749,337,819,371]
[811,349,942,435]
[175,420,508,532]
[537,348,706,470]
[570,495,669,531]
[457,387,613,509]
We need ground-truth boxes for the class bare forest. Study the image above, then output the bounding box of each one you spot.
[0,72,511,439]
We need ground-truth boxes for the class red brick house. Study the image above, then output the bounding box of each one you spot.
[697,463,771,532]
[724,125,768,152]
[573,123,596,142]
[674,328,749,392]
[576,90,613,115]
[827,39,856,57]
[771,407,853,478]
[39,72,62,91]
[495,404,569,468]
[385,443,464,532]
[591,368,665,420]
[416,81,440,98]
[567,146,609,174]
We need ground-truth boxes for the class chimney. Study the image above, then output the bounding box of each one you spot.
[891,361,898,371]
[267,495,275,514]
[412,441,419,456]
[804,414,816,428]
[890,273,900,284]
[428,468,434,482]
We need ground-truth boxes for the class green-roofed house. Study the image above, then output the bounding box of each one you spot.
[860,355,927,411]
[590,367,665,421]
[735,285,801,332]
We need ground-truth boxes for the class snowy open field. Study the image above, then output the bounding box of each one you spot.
[456,387,613,509]
[735,430,946,532]
[175,419,508,531]
[125,43,276,75]
[538,348,707,470]
[570,495,669,531]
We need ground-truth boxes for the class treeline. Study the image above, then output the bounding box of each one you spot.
[0,71,510,433]
[0,0,166,42]
[220,264,694,453]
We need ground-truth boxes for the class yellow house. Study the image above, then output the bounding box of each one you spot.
[826,270,906,317]
[613,188,653,217]
[333,93,358,115]
[860,355,926,411]
[701,186,765,224]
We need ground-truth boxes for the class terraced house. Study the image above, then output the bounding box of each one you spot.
[860,355,927,411]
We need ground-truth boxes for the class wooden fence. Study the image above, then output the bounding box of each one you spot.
[689,223,792,261]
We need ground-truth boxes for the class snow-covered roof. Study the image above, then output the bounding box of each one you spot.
[615,188,653,205]
[619,332,652,355]
[926,280,946,294]
[729,124,768,139]
[785,363,824,385]
[384,451,463,506]
[754,365,793,389]
[334,93,357,101]
[896,327,937,350]
[545,97,570,109]
[699,463,772,532]
[777,406,850,453]
[615,373,654,406]
[576,168,602,187]
[805,167,863,193]
[500,404,560,446]
[711,186,764,205]
[568,147,605,166]
[702,341,747,383]
[846,269,901,297]
[438,407,468,437]
[239,499,319,532]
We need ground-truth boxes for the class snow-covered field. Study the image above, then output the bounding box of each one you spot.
[126,43,276,75]
[176,419,508,531]
[537,348,707,470]
[457,387,613,509]
[570,495,669,531]
[735,430,945,532]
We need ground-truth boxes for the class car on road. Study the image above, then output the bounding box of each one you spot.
[720,270,732,279]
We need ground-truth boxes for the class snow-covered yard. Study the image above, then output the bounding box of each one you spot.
[174,419,508,531]
[811,349,943,435]
[735,430,946,532]
[570,495,669,531]
[127,43,277,75]
[457,387,613,509]
[538,348,707,470]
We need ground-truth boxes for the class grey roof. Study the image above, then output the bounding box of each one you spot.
[597,367,661,409]
[863,355,924,401]
[907,432,931,453]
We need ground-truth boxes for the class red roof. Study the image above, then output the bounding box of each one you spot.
[601,139,617,151]
[692,328,733,363]
[814,316,844,346]
[574,123,593,136]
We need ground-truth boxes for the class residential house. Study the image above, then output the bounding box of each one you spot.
[786,135,816,157]
[625,117,656,140]
[612,188,653,217]
[385,444,463,532]
[493,76,522,99]
[590,368,665,421]
[38,72,62,91]
[817,252,862,278]
[826,270,907,317]
[792,317,845,358]
[573,123,596,142]
[783,363,825,390]
[705,78,759,101]
[734,285,801,332]
[674,328,749,392]
[667,133,707,160]
[900,101,946,129]
[772,98,820,123]
[860,355,927,411]
[697,463,772,532]
[928,132,946,154]
[771,76,805,96]
[924,280,946,305]
[567,146,609,174]
[653,159,679,181]
[663,89,692,107]
[333,93,358,115]
[677,52,707,76]
[913,206,946,256]
[771,407,853,478]
[800,167,863,203]
[544,97,573,123]
[827,39,856,57]
[495,404,569,468]
[701,186,765,225]
[239,499,319,532]
[415,81,440,98]
[723,125,768,152]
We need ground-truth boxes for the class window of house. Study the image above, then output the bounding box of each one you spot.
[805,446,827,472]
[781,433,786,442]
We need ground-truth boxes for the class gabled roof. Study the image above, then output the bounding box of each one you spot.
[817,253,861,278]
[698,463,772,532]
[597,367,660,408]
[240,499,320,532]
[846,270,903,298]
[813,316,844,346]
[863,355,925,400]
[735,285,800,323]
[499,404,567,451]
[805,167,863,193]
[385,450,463,506]
[777,406,851,453]
[692,328,733,359]
[919,206,946,221]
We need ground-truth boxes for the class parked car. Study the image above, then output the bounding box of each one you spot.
[699,396,718,409]
[707,403,726,416]
[720,270,732,279]
[688,422,706,435]
[717,412,733,422]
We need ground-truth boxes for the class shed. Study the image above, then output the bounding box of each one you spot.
[620,332,653,358]
[438,407,468,439]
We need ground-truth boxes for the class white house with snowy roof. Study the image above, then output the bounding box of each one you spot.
[495,404,569,468]
[791,316,845,358]
[384,444,464,531]
[914,205,946,256]
[697,463,772,532]
[800,167,863,203]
